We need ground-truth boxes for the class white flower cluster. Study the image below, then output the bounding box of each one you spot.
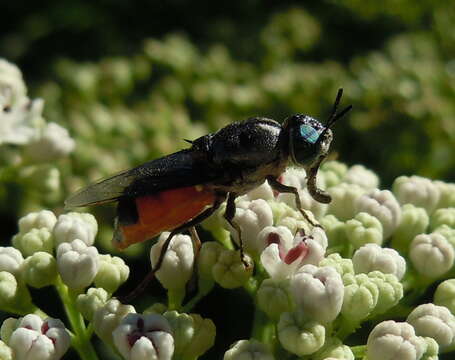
[0,59,74,160]
[194,163,455,359]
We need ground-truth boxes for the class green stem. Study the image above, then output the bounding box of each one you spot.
[251,307,276,351]
[167,289,185,310]
[351,345,366,359]
[55,279,99,360]
[336,317,360,341]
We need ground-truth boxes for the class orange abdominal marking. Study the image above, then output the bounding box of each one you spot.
[115,186,216,249]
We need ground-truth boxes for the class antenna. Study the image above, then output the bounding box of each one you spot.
[317,88,352,142]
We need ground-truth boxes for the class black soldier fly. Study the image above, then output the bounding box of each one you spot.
[66,88,352,301]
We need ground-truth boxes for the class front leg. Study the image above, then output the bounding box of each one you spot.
[223,192,249,267]
[306,156,331,204]
[267,176,322,229]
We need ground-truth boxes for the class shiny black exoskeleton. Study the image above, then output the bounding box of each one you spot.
[66,88,352,300]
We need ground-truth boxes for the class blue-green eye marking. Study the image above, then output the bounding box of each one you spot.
[300,125,320,144]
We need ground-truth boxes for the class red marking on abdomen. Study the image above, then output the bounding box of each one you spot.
[114,186,216,249]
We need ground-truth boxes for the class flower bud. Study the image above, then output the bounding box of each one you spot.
[76,287,110,321]
[342,273,379,321]
[392,176,440,214]
[22,252,57,288]
[320,160,348,188]
[368,271,403,316]
[0,247,24,277]
[53,212,98,247]
[0,340,12,360]
[277,310,325,356]
[0,272,33,313]
[57,239,99,290]
[94,254,129,293]
[24,122,75,162]
[434,279,455,315]
[93,298,136,345]
[434,181,455,209]
[150,233,193,291]
[12,228,53,257]
[17,210,56,233]
[7,314,70,360]
[421,336,439,360]
[113,313,174,360]
[328,183,367,221]
[407,303,455,349]
[319,253,354,278]
[197,241,223,283]
[213,249,253,289]
[353,244,406,280]
[320,215,348,247]
[245,181,274,201]
[290,265,344,323]
[345,212,383,248]
[257,278,293,320]
[366,321,425,360]
[273,203,311,235]
[392,204,429,252]
[313,337,354,360]
[430,208,455,231]
[164,311,215,359]
[433,225,455,248]
[355,189,401,239]
[223,339,274,360]
[277,168,328,219]
[409,233,454,278]
[225,199,273,257]
[344,164,379,190]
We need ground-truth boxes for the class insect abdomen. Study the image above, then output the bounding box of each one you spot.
[113,185,216,249]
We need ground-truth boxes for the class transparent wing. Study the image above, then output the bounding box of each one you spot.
[65,149,221,209]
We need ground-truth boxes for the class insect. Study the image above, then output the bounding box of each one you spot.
[66,88,351,300]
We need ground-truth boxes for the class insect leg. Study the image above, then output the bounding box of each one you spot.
[267,176,322,229]
[120,194,226,303]
[223,193,249,268]
[306,156,331,204]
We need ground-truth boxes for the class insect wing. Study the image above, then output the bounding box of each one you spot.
[65,149,221,208]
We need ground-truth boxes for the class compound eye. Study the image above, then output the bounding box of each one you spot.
[300,124,320,144]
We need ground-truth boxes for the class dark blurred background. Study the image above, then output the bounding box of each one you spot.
[1,1,454,358]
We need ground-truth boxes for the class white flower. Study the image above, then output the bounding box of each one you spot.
[260,227,326,279]
[113,313,174,360]
[94,254,129,293]
[289,265,344,323]
[0,98,41,145]
[328,183,367,221]
[7,314,70,360]
[355,189,402,239]
[150,233,194,291]
[0,247,24,276]
[366,321,425,360]
[57,239,99,290]
[53,212,98,246]
[277,311,325,356]
[343,164,379,190]
[407,303,455,349]
[212,249,253,289]
[257,278,293,320]
[17,210,57,233]
[225,199,273,257]
[0,59,27,108]
[434,279,455,315]
[24,122,75,162]
[409,233,454,278]
[93,298,136,345]
[223,339,274,360]
[393,176,440,214]
[276,167,328,219]
[352,244,406,280]
[244,181,274,201]
[312,337,355,360]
